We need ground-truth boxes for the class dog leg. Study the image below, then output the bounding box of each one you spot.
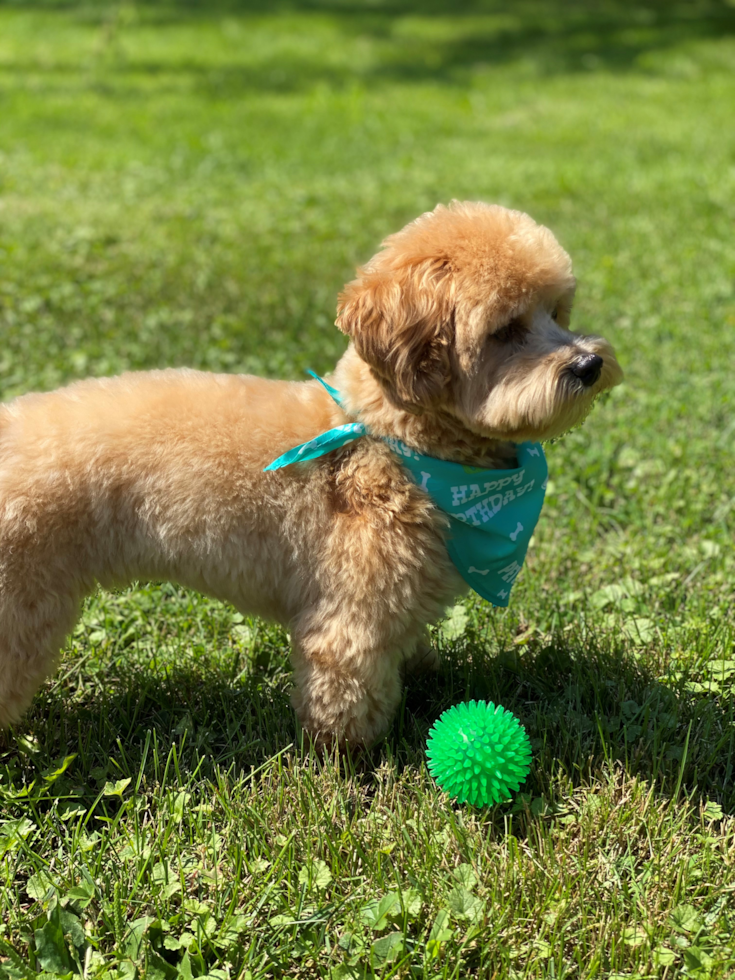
[286,450,463,746]
[290,619,409,748]
[0,583,83,728]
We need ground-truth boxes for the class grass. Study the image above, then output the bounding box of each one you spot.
[1,0,734,976]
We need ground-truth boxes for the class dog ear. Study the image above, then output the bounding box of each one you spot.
[336,259,454,411]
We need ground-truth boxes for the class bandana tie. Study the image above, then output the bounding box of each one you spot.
[265,372,548,607]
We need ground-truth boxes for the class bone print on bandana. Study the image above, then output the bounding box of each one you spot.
[380,437,547,606]
[265,374,548,607]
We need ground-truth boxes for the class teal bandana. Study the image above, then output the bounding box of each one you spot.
[265,373,548,607]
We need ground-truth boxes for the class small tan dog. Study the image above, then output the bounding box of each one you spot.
[0,202,622,746]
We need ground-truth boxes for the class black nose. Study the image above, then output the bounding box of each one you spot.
[570,353,603,387]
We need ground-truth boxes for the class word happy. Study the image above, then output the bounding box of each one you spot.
[450,471,536,526]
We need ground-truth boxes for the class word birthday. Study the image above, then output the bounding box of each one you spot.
[451,473,537,526]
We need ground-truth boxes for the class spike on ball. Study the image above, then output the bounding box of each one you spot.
[426,700,532,806]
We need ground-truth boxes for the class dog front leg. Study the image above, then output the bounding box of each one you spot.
[289,617,411,749]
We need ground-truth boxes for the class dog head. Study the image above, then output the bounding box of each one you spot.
[336,201,622,442]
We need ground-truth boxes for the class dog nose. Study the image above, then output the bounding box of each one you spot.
[570,353,603,387]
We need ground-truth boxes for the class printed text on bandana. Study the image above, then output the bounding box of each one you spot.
[451,469,536,526]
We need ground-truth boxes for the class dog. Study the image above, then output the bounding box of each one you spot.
[0,201,622,746]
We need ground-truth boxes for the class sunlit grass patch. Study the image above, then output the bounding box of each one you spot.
[1,1,734,977]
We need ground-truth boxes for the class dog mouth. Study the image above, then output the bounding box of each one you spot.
[451,341,622,444]
[482,360,610,441]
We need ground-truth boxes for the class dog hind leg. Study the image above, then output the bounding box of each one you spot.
[0,582,83,728]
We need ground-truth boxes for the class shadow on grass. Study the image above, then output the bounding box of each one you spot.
[3,651,296,803]
[393,631,735,814]
[3,0,734,95]
[4,625,733,820]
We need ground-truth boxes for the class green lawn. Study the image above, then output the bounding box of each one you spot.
[1,1,734,977]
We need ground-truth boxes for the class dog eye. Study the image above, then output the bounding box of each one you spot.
[493,317,526,344]
[551,308,558,321]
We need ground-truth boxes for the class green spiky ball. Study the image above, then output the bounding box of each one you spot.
[426,701,532,806]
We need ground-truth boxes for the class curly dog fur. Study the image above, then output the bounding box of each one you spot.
[0,201,622,745]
